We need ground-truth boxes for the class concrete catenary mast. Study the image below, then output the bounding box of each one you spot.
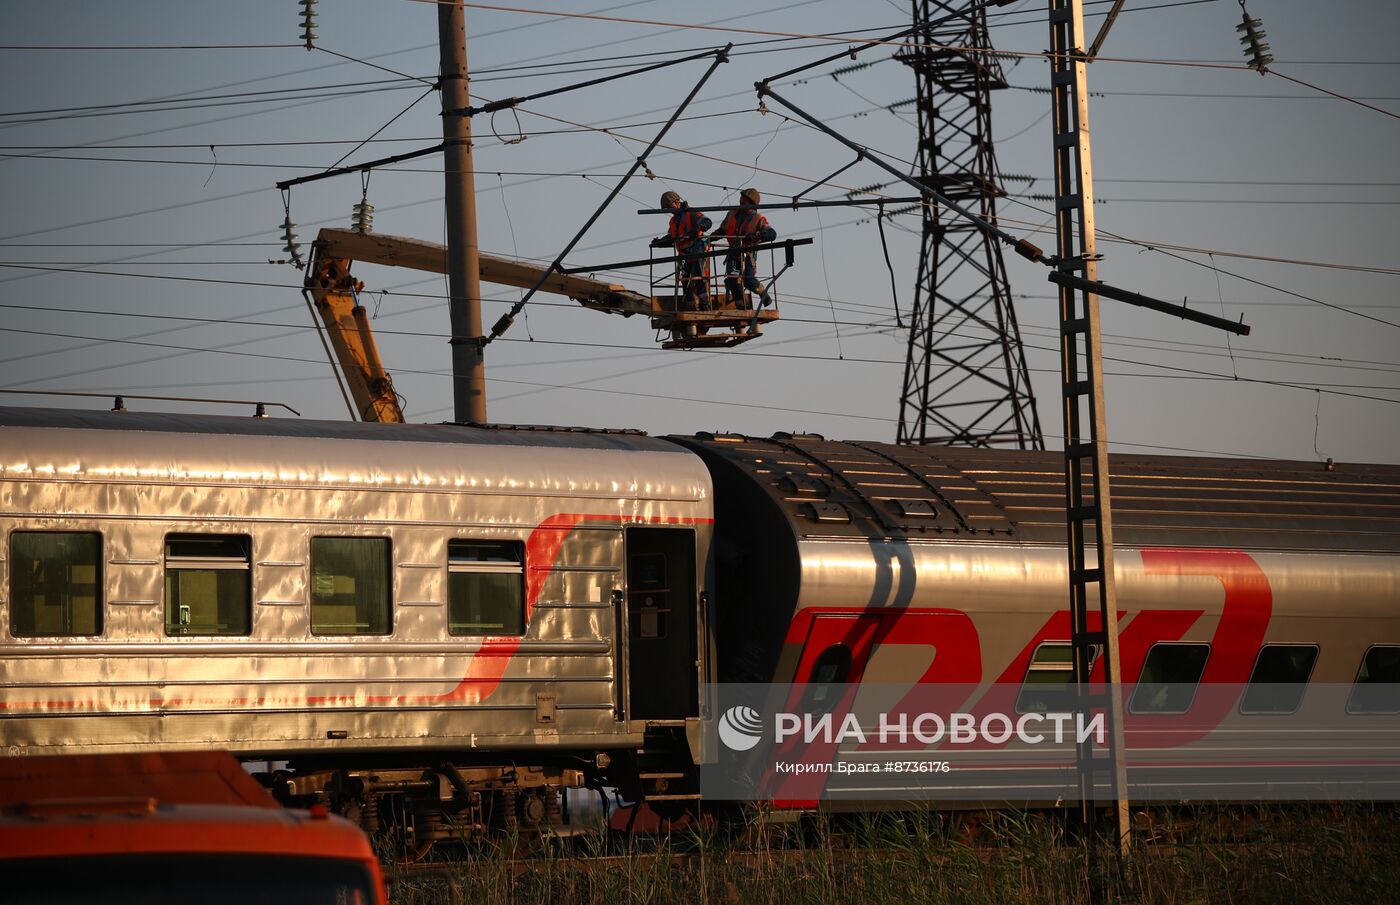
[439,0,487,424]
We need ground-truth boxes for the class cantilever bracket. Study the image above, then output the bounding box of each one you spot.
[480,44,734,347]
[1087,0,1129,59]
[753,83,1250,337]
[756,83,1040,258]
[791,150,865,205]
[453,47,723,118]
[1047,270,1250,336]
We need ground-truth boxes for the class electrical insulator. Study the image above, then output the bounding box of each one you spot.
[299,0,318,50]
[1236,6,1273,73]
[351,198,374,235]
[280,215,304,268]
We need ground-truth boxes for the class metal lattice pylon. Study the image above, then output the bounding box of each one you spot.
[896,1,1043,449]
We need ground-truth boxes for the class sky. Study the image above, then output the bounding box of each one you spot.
[2,0,1397,464]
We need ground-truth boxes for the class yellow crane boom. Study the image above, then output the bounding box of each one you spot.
[304,228,655,423]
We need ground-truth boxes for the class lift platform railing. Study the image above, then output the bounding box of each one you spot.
[564,238,810,350]
[654,238,788,310]
[657,237,769,349]
[650,239,761,349]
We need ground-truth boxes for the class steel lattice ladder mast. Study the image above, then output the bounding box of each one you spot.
[1047,0,1132,858]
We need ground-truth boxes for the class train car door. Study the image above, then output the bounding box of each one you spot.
[623,527,699,721]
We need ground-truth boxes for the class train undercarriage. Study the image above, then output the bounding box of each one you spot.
[257,729,702,853]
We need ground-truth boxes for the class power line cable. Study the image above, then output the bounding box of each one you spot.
[2,30,1288,259]
[0,83,423,127]
[11,313,1394,410]
[5,17,1388,442]
[0,242,279,248]
[313,46,437,87]
[0,17,890,150]
[0,114,762,174]
[969,192,1400,329]
[399,0,1349,81]
[1077,196,1400,208]
[0,0,663,135]
[0,0,1020,57]
[1009,84,1400,101]
[490,104,1400,286]
[0,64,879,245]
[0,77,417,120]
[1014,291,1397,310]
[1266,68,1400,121]
[0,43,302,50]
[52,375,337,392]
[0,137,441,150]
[0,187,272,242]
[8,68,1388,340]
[1013,321,1400,376]
[6,142,1397,195]
[6,281,1398,403]
[0,91,391,171]
[1093,177,1400,187]
[0,92,914,294]
[0,365,1340,461]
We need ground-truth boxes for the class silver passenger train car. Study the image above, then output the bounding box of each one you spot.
[1,408,713,835]
[3,407,1399,833]
[677,433,1400,802]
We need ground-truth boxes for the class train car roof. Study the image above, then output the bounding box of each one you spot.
[0,405,680,453]
[672,432,1400,554]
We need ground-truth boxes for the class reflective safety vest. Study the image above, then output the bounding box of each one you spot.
[668,206,710,243]
[721,207,772,245]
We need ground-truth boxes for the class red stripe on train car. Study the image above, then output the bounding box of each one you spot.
[424,512,712,704]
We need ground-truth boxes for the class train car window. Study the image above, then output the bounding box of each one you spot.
[629,552,668,640]
[802,643,853,712]
[163,534,251,636]
[310,537,391,635]
[1347,645,1400,714]
[447,540,524,636]
[1015,642,1099,714]
[1129,643,1210,714]
[808,643,852,684]
[1240,644,1318,714]
[9,531,102,637]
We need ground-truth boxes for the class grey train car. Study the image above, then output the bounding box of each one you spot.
[3,407,1400,835]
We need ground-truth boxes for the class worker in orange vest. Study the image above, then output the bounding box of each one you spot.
[718,187,776,308]
[650,190,712,311]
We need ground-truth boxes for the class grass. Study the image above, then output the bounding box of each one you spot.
[387,804,1400,904]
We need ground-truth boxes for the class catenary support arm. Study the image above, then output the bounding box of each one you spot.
[481,44,733,347]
